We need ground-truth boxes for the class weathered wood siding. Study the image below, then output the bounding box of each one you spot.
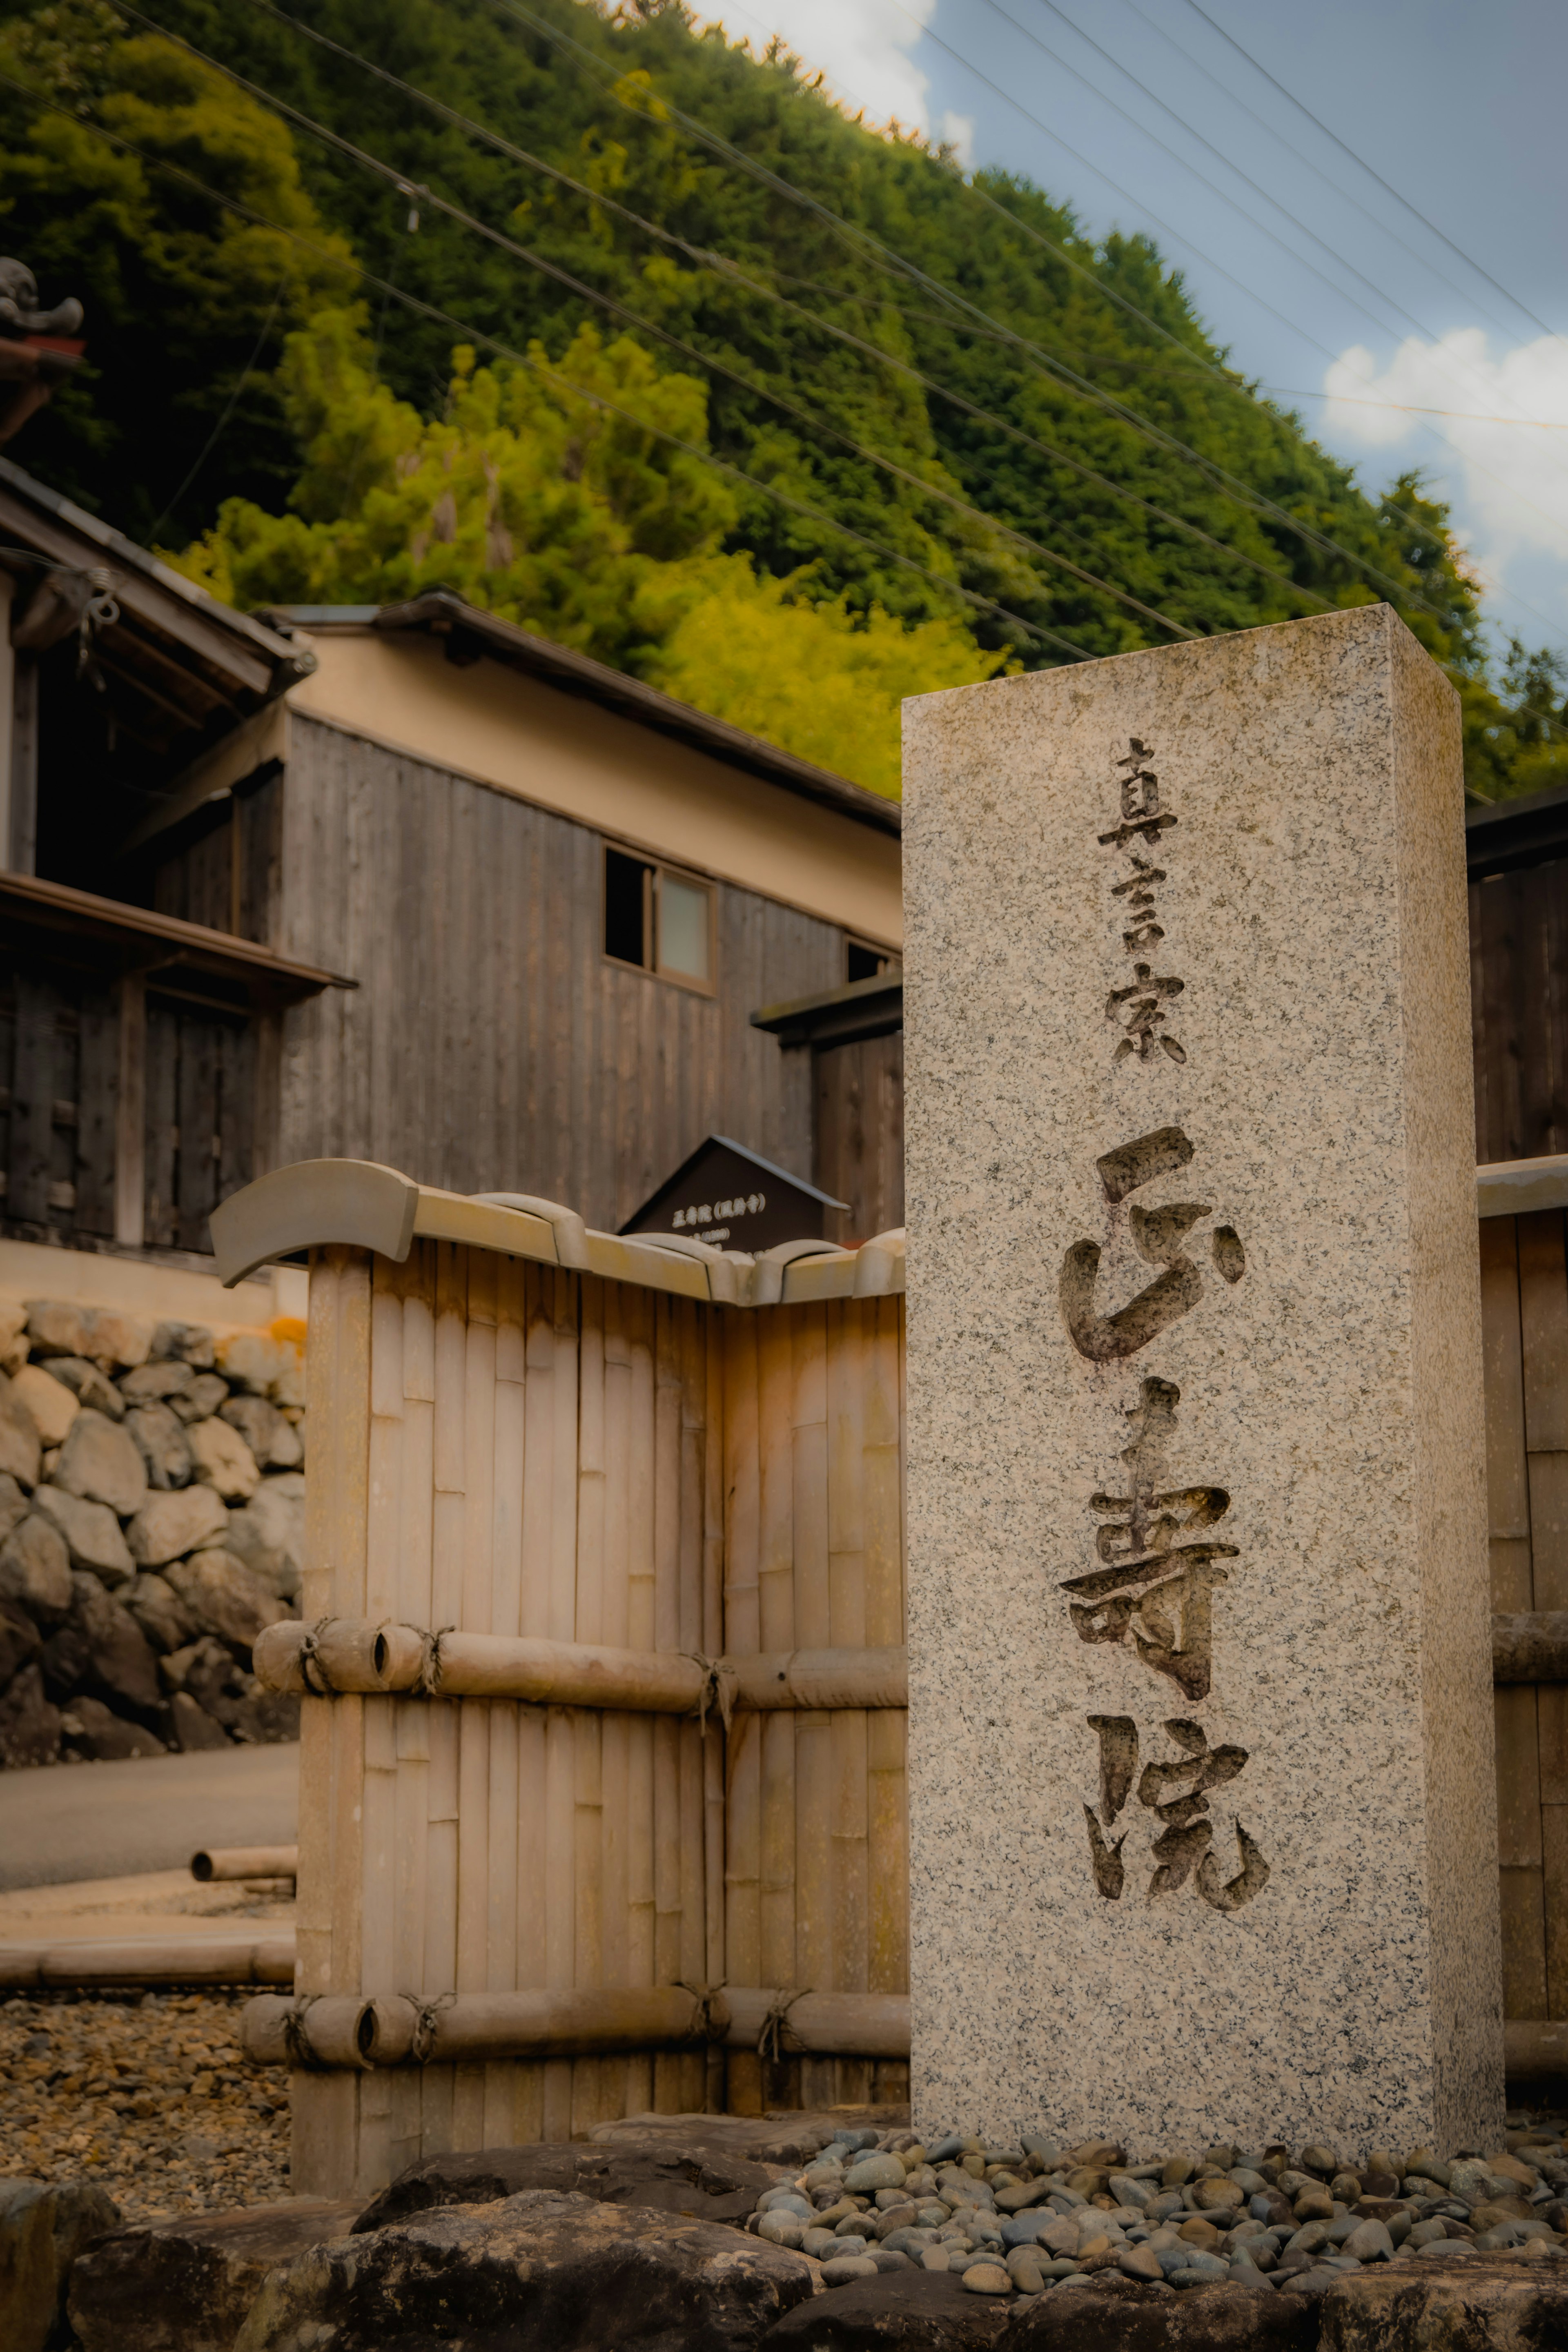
[294,1243,909,2198]
[1481,1209,1568,2025]
[815,1034,905,1245]
[268,720,842,1230]
[1470,862,1568,1165]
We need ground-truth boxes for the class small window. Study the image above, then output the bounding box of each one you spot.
[847,939,898,983]
[604,846,715,991]
[604,849,650,967]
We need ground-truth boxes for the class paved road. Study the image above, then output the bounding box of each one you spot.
[0,1743,299,1890]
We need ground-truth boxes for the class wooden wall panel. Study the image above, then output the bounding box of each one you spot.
[815,1034,905,1245]
[1471,862,1568,1165]
[1484,1208,1568,2032]
[273,719,841,1230]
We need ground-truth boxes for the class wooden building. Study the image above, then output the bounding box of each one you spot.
[0,465,902,1271]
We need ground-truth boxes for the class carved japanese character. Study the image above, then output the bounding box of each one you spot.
[1059,1376,1238,1701]
[1059,1132,1244,1366]
[1107,965,1185,1062]
[1080,1715,1270,1911]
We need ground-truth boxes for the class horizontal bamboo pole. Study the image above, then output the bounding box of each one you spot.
[720,1989,911,2058]
[1493,1612,1568,1683]
[0,1936,296,1989]
[190,1846,299,1883]
[253,1620,908,1713]
[368,1987,708,2065]
[242,1994,375,2068]
[237,1986,913,2069]
[1505,2019,1568,2074]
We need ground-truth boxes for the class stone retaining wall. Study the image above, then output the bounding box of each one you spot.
[0,1297,306,1765]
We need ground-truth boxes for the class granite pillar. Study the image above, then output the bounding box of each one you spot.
[902,604,1503,2154]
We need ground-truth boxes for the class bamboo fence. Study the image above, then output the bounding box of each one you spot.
[215,1164,908,2197]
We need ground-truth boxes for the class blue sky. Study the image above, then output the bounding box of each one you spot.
[689,0,1568,663]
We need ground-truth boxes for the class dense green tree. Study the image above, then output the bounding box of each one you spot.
[0,0,1560,795]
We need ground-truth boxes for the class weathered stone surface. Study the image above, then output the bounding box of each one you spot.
[86,1311,153,1370]
[39,1358,125,1419]
[218,1331,305,1406]
[24,1300,94,1358]
[234,2188,815,2352]
[993,2277,1316,2350]
[902,608,1501,2152]
[122,1570,197,1654]
[0,1663,60,1764]
[45,1571,161,1711]
[1318,2250,1568,2350]
[0,1512,71,1622]
[0,2176,122,2352]
[224,1474,305,1600]
[0,1394,40,1492]
[54,1410,148,1519]
[170,1373,231,1426]
[0,1595,40,1684]
[11,1364,78,1450]
[125,1402,193,1491]
[186,1417,262,1502]
[169,1688,229,1749]
[61,1693,165,1759]
[119,1361,195,1404]
[151,1319,216,1369]
[31,1486,134,1586]
[762,2269,1018,2346]
[356,2141,791,2235]
[0,1472,31,1542]
[68,2196,361,2352]
[127,1485,229,1567]
[221,1394,301,1469]
[165,1549,288,1648]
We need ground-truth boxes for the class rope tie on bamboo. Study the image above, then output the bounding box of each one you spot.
[416,1626,453,1699]
[295,1620,338,1697]
[282,1994,325,2071]
[398,1989,456,2062]
[675,1980,724,2044]
[685,1653,735,1736]
[756,1987,811,2064]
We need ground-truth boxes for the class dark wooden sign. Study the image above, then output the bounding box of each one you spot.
[620,1134,849,1251]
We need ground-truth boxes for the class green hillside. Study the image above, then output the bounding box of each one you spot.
[0,0,1560,797]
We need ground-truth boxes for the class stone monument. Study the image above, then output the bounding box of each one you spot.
[902,604,1504,2154]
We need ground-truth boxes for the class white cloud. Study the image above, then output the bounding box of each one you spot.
[692,0,937,136]
[1324,330,1568,572]
[939,109,975,167]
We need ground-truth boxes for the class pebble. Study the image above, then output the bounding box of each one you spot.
[749,2111,1568,2297]
[0,1989,289,2221]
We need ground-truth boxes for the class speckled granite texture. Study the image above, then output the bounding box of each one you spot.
[902,605,1504,2156]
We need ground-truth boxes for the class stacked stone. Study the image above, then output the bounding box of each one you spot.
[745,2124,1568,2302]
[0,1301,307,1766]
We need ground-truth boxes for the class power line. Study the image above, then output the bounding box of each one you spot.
[489,0,1488,634]
[1025,0,1562,457]
[1117,0,1535,356]
[735,0,1568,651]
[1176,0,1561,347]
[216,0,1335,621]
[0,65,1096,665]
[980,0,1568,575]
[111,4,1204,644]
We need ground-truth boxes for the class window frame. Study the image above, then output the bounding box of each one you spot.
[601,842,718,998]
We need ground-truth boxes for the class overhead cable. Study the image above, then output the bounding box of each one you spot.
[0,67,1096,664]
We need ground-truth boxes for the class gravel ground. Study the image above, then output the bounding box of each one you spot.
[0,1987,289,2221]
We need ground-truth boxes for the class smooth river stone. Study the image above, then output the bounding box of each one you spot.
[902,606,1504,2158]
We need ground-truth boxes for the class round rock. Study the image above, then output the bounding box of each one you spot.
[126,1486,229,1568]
[844,2155,907,2193]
